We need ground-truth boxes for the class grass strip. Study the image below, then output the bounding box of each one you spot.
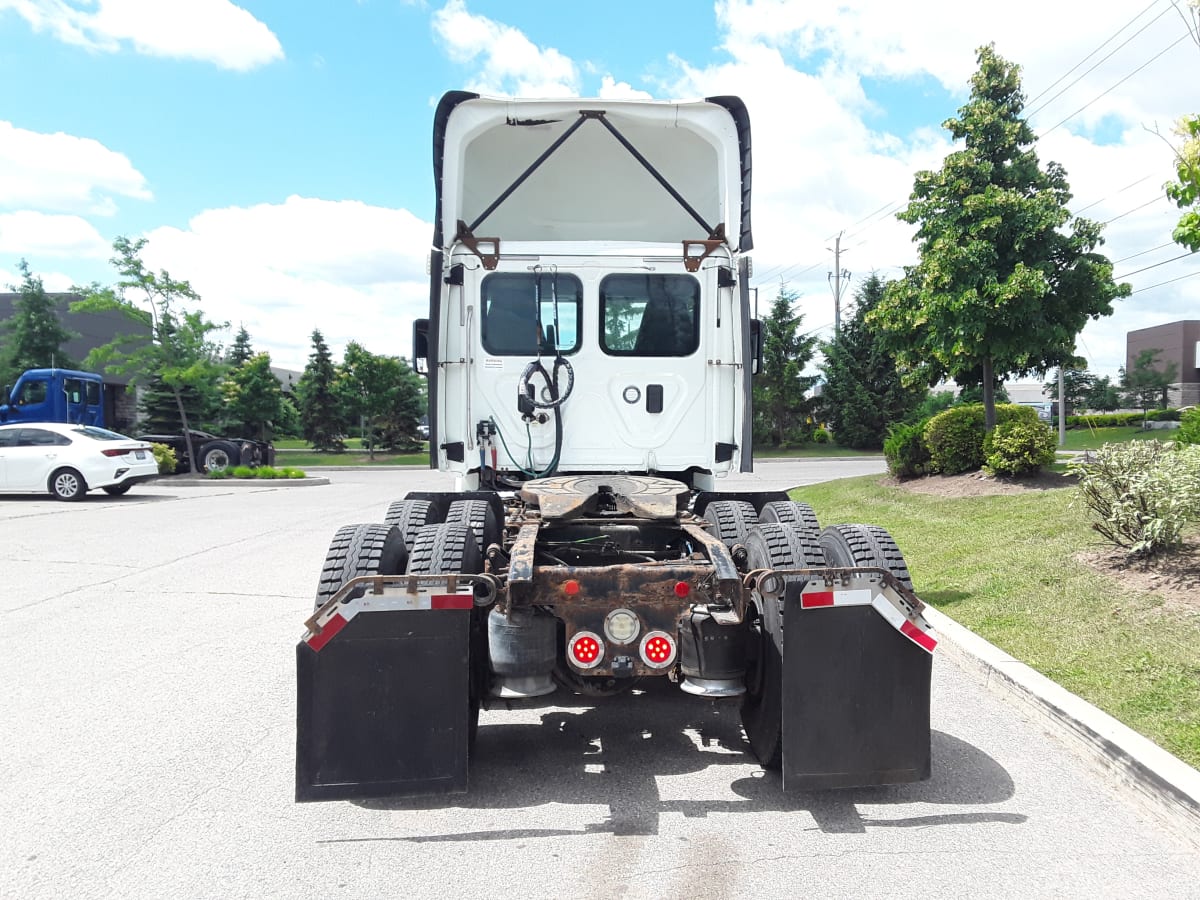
[793,475,1200,768]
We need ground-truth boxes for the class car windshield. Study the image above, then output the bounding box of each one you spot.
[71,426,132,442]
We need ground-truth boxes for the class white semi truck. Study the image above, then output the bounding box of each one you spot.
[295,92,936,801]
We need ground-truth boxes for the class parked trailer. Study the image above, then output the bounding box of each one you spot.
[296,92,935,801]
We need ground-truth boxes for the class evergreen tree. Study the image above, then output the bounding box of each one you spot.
[869,45,1129,429]
[1084,376,1121,412]
[222,351,283,440]
[818,274,925,449]
[1,259,77,387]
[752,286,819,447]
[296,329,346,451]
[227,326,254,367]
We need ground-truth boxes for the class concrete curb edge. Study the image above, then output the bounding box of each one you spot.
[924,605,1200,849]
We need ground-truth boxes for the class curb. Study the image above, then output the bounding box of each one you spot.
[925,605,1200,849]
[163,475,331,487]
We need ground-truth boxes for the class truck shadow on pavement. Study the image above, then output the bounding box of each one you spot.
[349,678,1023,841]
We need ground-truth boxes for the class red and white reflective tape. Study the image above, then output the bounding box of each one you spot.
[799,582,937,654]
[303,588,473,651]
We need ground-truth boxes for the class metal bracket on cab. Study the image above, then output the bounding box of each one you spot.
[455,220,501,270]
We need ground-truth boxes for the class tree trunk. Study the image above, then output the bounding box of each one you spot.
[173,386,199,474]
[981,356,996,430]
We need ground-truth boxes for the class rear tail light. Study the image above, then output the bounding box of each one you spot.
[639,631,677,669]
[101,448,127,457]
[567,631,603,670]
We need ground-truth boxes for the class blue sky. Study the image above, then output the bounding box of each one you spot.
[1,0,1196,378]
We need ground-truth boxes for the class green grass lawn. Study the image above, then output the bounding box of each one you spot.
[1057,425,1171,452]
[793,475,1200,768]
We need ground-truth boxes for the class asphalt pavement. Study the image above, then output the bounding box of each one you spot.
[2,463,1197,899]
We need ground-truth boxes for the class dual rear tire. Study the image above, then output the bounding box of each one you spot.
[739,521,911,771]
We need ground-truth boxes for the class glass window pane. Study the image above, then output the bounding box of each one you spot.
[600,274,700,357]
[481,272,582,356]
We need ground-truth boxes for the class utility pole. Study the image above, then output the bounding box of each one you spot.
[827,232,850,334]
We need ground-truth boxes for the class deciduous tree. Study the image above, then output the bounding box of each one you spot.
[337,341,424,458]
[72,236,226,468]
[869,45,1129,430]
[1120,349,1178,419]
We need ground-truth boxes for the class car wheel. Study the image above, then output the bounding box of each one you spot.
[200,441,239,473]
[50,467,87,501]
[103,484,133,496]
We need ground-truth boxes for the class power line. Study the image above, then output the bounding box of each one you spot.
[1117,250,1197,279]
[1101,194,1169,224]
[1113,241,1175,264]
[1129,268,1200,294]
[1026,0,1165,107]
[1038,31,1190,138]
[1026,2,1173,120]
[1075,174,1154,215]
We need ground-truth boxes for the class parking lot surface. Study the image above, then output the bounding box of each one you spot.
[3,466,1196,899]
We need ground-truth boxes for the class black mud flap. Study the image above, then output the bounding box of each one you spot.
[781,596,931,790]
[296,608,471,802]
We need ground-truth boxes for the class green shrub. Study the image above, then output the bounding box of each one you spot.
[883,419,931,478]
[1066,410,1180,429]
[1069,441,1200,556]
[1177,408,1200,445]
[281,467,306,479]
[255,466,280,479]
[231,465,255,478]
[983,420,1057,476]
[924,403,1038,474]
[207,468,229,480]
[150,442,177,475]
[812,427,830,444]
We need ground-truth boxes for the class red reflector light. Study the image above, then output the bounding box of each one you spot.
[101,448,127,457]
[568,631,603,670]
[639,631,676,669]
[674,581,690,598]
[563,579,580,596]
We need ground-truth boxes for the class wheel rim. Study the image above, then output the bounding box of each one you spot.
[55,472,79,497]
[207,450,230,471]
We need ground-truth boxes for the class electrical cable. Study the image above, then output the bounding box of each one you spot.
[1128,268,1200,294]
[1115,250,1196,279]
[1026,2,1173,119]
[1038,31,1190,138]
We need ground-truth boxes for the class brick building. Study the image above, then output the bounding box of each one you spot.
[1126,320,1200,408]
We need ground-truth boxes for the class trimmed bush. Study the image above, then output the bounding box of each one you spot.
[207,468,229,480]
[1066,410,1181,429]
[924,403,1038,474]
[1070,441,1200,556]
[983,420,1057,476]
[812,427,830,444]
[281,467,306,478]
[150,442,177,475]
[883,419,931,478]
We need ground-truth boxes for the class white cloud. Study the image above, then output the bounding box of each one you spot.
[431,0,578,97]
[650,1,1200,378]
[597,76,653,101]
[137,196,434,370]
[0,121,151,216]
[0,210,110,259]
[0,0,283,71]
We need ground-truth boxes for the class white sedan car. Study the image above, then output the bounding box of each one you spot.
[0,423,159,500]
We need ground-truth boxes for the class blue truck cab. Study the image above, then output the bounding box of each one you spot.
[0,369,105,427]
